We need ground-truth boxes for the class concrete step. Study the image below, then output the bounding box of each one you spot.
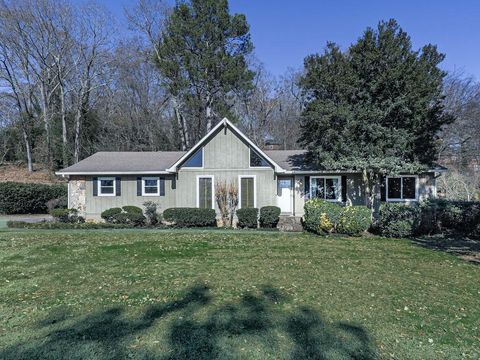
[277,216,303,232]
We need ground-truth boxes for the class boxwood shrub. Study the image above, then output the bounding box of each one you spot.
[101,206,146,226]
[303,199,343,234]
[236,208,258,228]
[259,206,281,228]
[0,182,67,214]
[49,208,85,224]
[378,203,421,238]
[101,207,122,222]
[163,207,216,227]
[337,206,372,236]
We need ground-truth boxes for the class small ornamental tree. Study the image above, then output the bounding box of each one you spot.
[215,180,238,227]
[299,19,454,218]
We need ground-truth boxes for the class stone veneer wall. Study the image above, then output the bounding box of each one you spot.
[69,176,86,216]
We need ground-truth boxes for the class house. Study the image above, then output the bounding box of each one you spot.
[57,118,445,220]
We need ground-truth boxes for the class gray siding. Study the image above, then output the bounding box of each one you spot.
[83,175,176,219]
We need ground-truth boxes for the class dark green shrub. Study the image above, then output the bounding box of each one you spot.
[122,205,143,214]
[49,208,84,224]
[7,220,130,230]
[421,199,480,237]
[378,203,421,238]
[337,206,372,236]
[101,207,122,222]
[236,208,258,228]
[304,199,343,234]
[0,182,67,214]
[259,206,281,228]
[163,207,216,227]
[46,197,68,212]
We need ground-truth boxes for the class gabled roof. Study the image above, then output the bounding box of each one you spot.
[56,151,185,175]
[166,118,286,173]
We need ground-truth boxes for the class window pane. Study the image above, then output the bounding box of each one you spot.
[311,178,325,199]
[184,148,203,167]
[198,178,212,208]
[325,178,339,200]
[101,179,114,187]
[144,179,157,187]
[241,177,254,208]
[250,149,269,167]
[387,178,402,199]
[144,186,158,194]
[402,177,416,199]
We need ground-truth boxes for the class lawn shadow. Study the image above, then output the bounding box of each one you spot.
[0,284,377,359]
[412,235,480,265]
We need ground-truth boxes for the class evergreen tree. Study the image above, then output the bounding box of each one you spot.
[299,19,453,210]
[156,0,254,144]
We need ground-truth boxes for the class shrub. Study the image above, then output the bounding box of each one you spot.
[378,203,421,238]
[236,208,258,228]
[163,207,216,227]
[259,206,281,228]
[337,206,372,236]
[421,199,480,237]
[303,199,343,234]
[0,182,67,214]
[122,205,143,214]
[143,201,159,225]
[49,208,84,224]
[7,220,131,230]
[46,197,68,212]
[101,207,122,222]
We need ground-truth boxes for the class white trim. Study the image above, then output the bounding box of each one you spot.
[196,175,215,209]
[249,147,271,169]
[238,175,257,209]
[98,177,116,197]
[309,175,342,202]
[166,118,285,173]
[142,176,160,196]
[385,175,419,202]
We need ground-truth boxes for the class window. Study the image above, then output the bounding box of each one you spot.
[386,176,417,201]
[98,177,115,196]
[197,176,213,209]
[310,176,341,201]
[250,148,269,167]
[142,177,159,196]
[239,176,256,208]
[183,147,203,168]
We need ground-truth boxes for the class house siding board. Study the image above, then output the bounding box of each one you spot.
[84,175,176,219]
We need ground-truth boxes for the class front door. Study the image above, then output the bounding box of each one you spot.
[277,178,293,213]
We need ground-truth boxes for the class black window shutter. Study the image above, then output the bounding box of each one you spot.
[160,177,165,196]
[380,176,386,202]
[116,177,121,196]
[304,176,310,199]
[137,177,142,196]
[93,177,98,196]
[341,175,347,202]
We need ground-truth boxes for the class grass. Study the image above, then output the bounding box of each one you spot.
[0,229,479,359]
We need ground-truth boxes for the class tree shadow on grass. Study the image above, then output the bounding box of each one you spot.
[412,235,480,265]
[0,284,377,360]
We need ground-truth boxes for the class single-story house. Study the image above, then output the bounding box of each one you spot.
[57,118,446,220]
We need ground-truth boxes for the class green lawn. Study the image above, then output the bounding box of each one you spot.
[0,229,478,359]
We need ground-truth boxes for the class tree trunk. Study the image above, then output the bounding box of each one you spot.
[172,96,189,150]
[60,84,68,167]
[74,107,81,164]
[40,84,52,168]
[22,126,33,172]
[206,100,213,132]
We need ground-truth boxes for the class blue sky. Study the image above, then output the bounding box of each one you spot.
[96,0,480,79]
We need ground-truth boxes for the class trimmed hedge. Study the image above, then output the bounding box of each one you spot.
[304,199,343,234]
[101,207,122,222]
[163,207,216,227]
[0,182,67,214]
[101,206,145,226]
[122,205,143,214]
[49,208,85,224]
[7,221,132,230]
[378,203,421,238]
[236,208,258,228]
[259,206,281,228]
[337,206,372,236]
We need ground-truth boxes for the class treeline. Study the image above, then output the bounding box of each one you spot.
[0,0,478,200]
[0,0,302,171]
